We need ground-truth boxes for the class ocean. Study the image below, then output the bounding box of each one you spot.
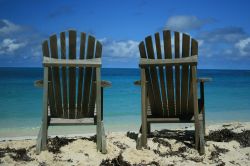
[0,68,250,138]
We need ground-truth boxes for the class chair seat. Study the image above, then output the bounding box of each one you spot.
[49,117,95,126]
[147,117,194,123]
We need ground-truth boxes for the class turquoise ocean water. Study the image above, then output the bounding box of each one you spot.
[0,68,250,138]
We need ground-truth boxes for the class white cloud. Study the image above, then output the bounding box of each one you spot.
[235,37,250,56]
[0,38,27,54]
[165,15,213,31]
[0,19,21,35]
[101,38,139,59]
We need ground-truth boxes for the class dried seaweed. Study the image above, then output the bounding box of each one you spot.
[126,132,138,141]
[206,129,250,147]
[48,136,75,153]
[0,147,33,161]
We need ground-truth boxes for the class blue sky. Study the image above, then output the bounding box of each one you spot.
[0,0,250,69]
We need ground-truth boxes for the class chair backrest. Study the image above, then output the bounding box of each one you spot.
[42,30,102,119]
[139,30,198,119]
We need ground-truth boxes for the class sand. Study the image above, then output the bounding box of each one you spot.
[0,122,249,166]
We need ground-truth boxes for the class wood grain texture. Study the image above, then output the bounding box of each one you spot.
[77,32,86,117]
[141,68,148,147]
[96,67,102,151]
[50,35,63,117]
[145,36,163,117]
[42,41,56,117]
[60,32,68,118]
[89,41,102,117]
[68,30,77,119]
[188,39,198,115]
[163,30,175,117]
[82,35,95,117]
[155,33,168,115]
[181,33,190,117]
[174,32,181,116]
[139,42,156,116]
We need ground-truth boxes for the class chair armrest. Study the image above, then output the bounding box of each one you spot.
[134,80,141,86]
[197,77,212,83]
[101,80,112,88]
[34,80,43,88]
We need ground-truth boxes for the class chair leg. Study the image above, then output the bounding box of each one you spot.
[36,126,42,154]
[36,120,48,154]
[137,122,148,150]
[198,114,205,154]
[36,67,49,154]
[140,68,147,148]
[139,122,150,134]
[100,121,107,154]
[136,133,142,150]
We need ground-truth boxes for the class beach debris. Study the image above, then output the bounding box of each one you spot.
[209,145,229,161]
[81,135,97,143]
[113,141,129,150]
[126,132,138,141]
[206,129,250,147]
[48,136,75,153]
[150,129,194,148]
[48,135,97,153]
[0,147,33,161]
[100,153,131,166]
[153,146,186,157]
[100,153,160,166]
[208,145,229,166]
[38,162,47,166]
[152,138,171,149]
[150,129,194,142]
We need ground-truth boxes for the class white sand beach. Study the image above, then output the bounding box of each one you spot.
[0,122,249,166]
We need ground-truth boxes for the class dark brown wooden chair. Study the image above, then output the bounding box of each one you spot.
[136,30,211,154]
[36,30,111,154]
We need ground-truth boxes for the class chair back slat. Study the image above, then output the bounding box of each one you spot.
[88,41,102,117]
[50,35,63,117]
[139,42,157,115]
[145,36,163,117]
[68,30,77,119]
[155,33,168,116]
[174,32,181,117]
[187,39,199,116]
[163,30,175,117]
[82,36,96,117]
[180,34,190,118]
[42,41,56,117]
[76,32,86,118]
[60,32,68,118]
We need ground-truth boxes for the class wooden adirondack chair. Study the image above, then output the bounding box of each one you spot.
[136,30,211,154]
[36,30,110,154]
